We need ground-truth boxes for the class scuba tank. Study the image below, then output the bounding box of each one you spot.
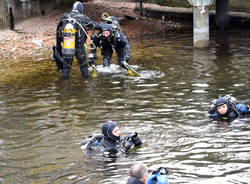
[62,22,77,58]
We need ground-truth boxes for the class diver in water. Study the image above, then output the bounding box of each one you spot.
[82,121,142,157]
[88,22,130,69]
[127,163,169,184]
[208,95,250,122]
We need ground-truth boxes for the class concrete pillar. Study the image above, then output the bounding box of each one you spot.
[215,0,229,31]
[193,6,209,48]
[187,0,213,48]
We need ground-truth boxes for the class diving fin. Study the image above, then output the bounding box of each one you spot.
[89,62,98,73]
[122,61,141,77]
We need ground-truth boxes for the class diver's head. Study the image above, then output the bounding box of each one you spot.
[102,30,110,38]
[215,97,229,115]
[129,164,148,183]
[72,1,84,14]
[100,23,112,38]
[102,121,120,141]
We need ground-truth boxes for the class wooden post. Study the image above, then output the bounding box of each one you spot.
[215,0,229,31]
[139,0,143,16]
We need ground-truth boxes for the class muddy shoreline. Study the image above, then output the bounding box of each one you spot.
[0,0,182,61]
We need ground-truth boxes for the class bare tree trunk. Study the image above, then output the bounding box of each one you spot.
[139,0,143,16]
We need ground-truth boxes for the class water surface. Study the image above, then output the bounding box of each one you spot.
[0,30,250,184]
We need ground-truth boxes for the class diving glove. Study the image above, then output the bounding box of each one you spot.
[147,173,168,184]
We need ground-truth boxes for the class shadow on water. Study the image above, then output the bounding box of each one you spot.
[0,30,250,183]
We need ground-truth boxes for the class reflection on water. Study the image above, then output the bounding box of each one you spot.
[0,30,250,183]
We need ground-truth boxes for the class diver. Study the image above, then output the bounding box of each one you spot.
[127,163,169,184]
[88,21,130,69]
[82,121,142,157]
[51,1,100,79]
[208,95,250,122]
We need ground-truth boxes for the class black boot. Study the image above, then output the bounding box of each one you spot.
[80,65,89,78]
[103,57,110,67]
[88,46,97,67]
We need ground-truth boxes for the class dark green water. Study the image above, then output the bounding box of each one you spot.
[0,30,250,184]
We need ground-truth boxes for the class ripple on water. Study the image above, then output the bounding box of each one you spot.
[1,32,250,183]
[192,83,210,88]
[89,64,165,80]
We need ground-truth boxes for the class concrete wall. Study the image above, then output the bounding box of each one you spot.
[133,0,250,12]
[0,0,73,30]
[1,0,250,30]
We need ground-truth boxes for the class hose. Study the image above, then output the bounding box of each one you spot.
[67,17,96,50]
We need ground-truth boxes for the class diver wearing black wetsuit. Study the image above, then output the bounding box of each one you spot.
[209,97,250,122]
[84,121,142,157]
[88,22,130,68]
[52,1,100,79]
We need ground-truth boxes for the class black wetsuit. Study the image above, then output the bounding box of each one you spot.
[84,121,141,157]
[126,177,144,184]
[86,135,135,157]
[89,22,130,67]
[209,103,238,121]
[209,97,250,122]
[55,9,99,79]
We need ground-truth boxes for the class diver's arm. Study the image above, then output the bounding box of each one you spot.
[118,31,130,62]
[83,16,100,30]
[208,105,216,114]
[56,19,63,51]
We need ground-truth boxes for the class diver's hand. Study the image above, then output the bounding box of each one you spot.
[88,61,97,67]
[130,132,142,146]
[155,173,168,184]
[147,173,168,184]
[121,140,133,153]
[147,174,156,184]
